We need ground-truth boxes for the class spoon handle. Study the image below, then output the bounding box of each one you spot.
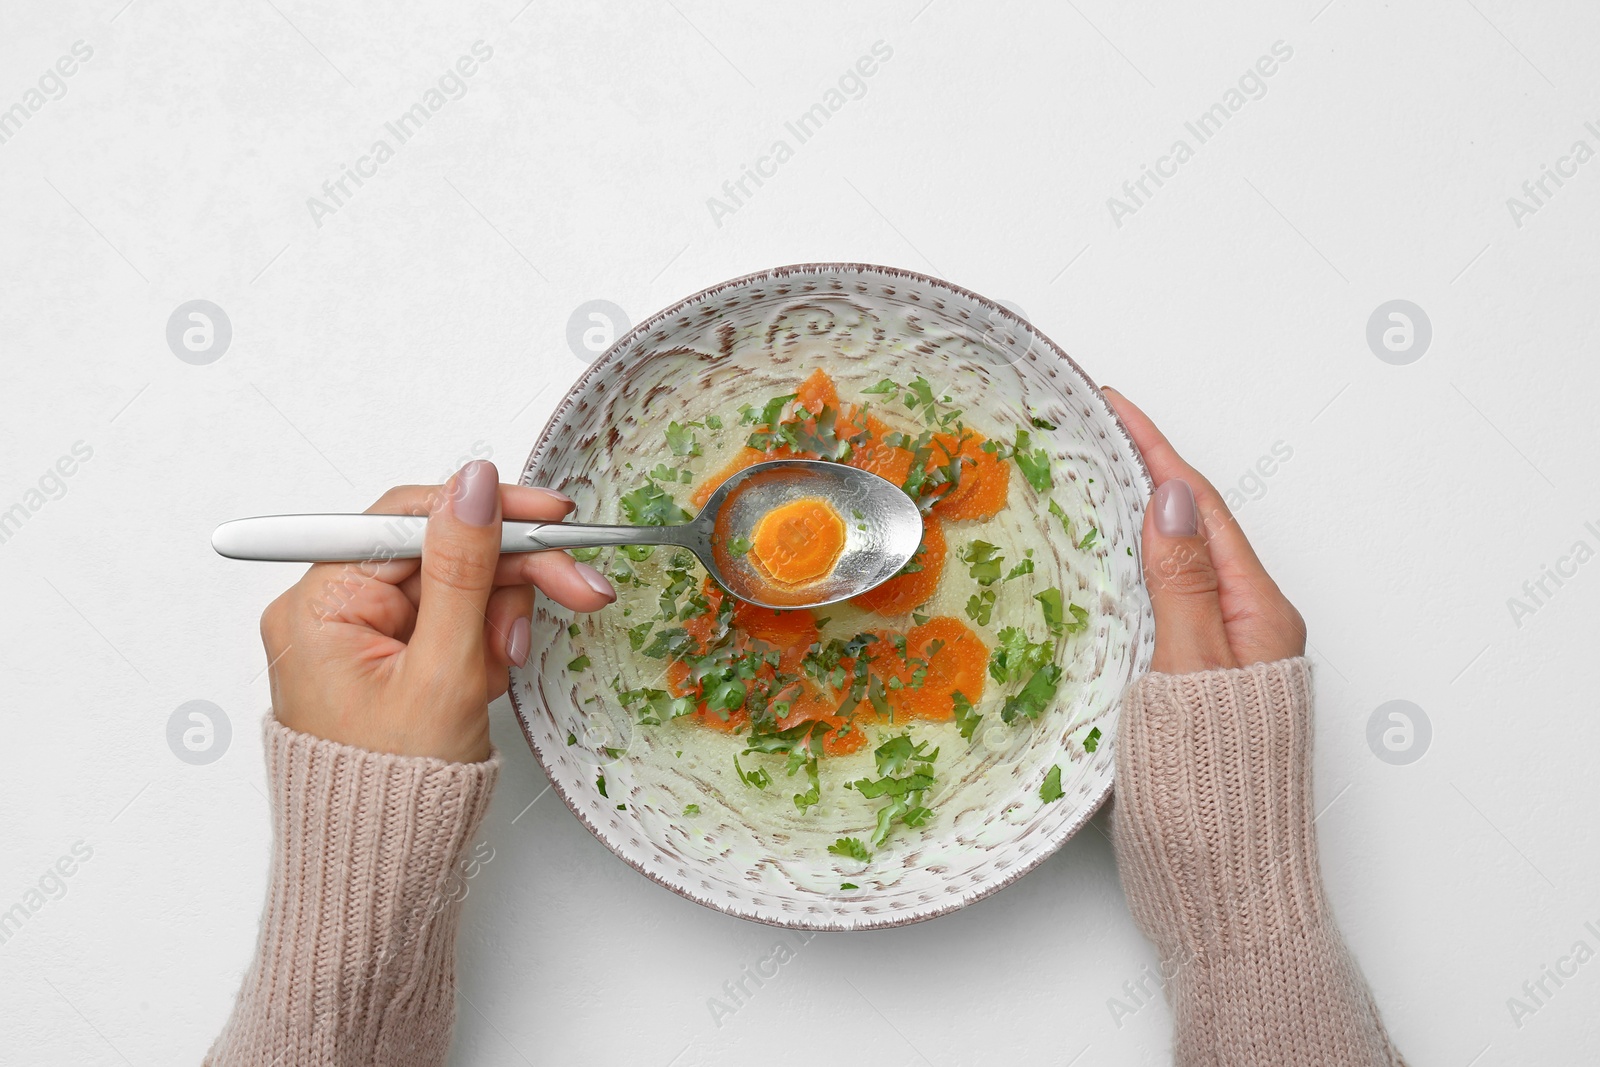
[211,513,689,562]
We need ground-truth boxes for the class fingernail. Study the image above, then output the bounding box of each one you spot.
[1152,479,1197,537]
[574,561,617,601]
[451,460,499,527]
[530,486,575,512]
[506,616,531,667]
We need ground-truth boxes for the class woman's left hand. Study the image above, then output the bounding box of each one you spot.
[258,461,617,763]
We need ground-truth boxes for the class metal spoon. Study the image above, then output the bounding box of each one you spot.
[211,459,924,610]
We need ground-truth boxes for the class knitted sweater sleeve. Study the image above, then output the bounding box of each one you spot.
[206,715,499,1067]
[1110,657,1406,1067]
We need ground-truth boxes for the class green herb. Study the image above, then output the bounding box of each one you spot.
[1077,526,1099,551]
[618,687,697,725]
[989,627,1054,685]
[965,589,996,626]
[596,774,608,798]
[627,621,654,652]
[1001,664,1063,723]
[567,623,581,638]
[640,627,689,659]
[740,393,798,428]
[665,420,700,457]
[571,545,603,563]
[620,481,692,526]
[873,734,938,777]
[1083,726,1102,753]
[861,379,898,396]
[912,611,930,626]
[1004,557,1035,580]
[1036,588,1065,636]
[1011,428,1053,492]
[1030,414,1057,430]
[829,837,873,862]
[1047,498,1070,534]
[952,690,981,740]
[567,732,577,746]
[733,753,772,790]
[847,734,940,848]
[840,882,859,890]
[616,803,627,810]
[792,754,821,812]
[683,803,701,817]
[960,540,1004,585]
[1035,588,1089,637]
[1039,765,1064,803]
[728,535,752,556]
[567,654,590,672]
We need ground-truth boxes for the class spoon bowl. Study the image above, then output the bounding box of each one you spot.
[211,459,923,610]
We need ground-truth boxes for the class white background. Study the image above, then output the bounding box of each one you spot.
[2,1,1597,1063]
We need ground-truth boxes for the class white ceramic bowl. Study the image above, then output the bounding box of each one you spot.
[510,264,1153,930]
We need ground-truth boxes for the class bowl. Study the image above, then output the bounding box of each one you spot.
[510,263,1153,930]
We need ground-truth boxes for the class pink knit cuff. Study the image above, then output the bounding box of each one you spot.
[1112,657,1322,954]
[206,715,499,1067]
[1111,659,1406,1066]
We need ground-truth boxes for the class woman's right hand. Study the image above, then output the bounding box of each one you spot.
[1102,388,1306,673]
[258,461,617,764]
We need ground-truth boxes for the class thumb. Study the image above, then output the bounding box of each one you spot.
[1142,478,1236,674]
[411,460,502,673]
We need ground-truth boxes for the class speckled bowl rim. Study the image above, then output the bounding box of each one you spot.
[509,262,1153,930]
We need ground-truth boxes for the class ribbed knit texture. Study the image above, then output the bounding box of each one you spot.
[1112,657,1405,1066]
[205,715,499,1067]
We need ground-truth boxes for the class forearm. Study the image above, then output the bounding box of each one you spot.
[1111,658,1405,1067]
[207,714,498,1067]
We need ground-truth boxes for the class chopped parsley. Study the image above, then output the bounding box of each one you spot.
[1001,664,1063,723]
[733,753,772,790]
[1083,726,1102,753]
[829,837,873,862]
[952,690,981,740]
[960,541,1004,585]
[567,654,590,672]
[596,774,608,798]
[665,420,701,457]
[728,535,752,556]
[965,589,996,626]
[683,803,701,817]
[989,627,1054,685]
[1039,765,1064,803]
[620,480,692,526]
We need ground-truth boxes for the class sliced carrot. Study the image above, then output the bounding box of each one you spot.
[777,684,869,756]
[749,497,847,586]
[851,515,945,616]
[844,413,915,487]
[926,431,1009,521]
[886,616,989,722]
[692,446,767,509]
[734,599,818,675]
[795,368,840,418]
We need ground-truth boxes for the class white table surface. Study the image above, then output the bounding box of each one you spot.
[3,1,1597,1063]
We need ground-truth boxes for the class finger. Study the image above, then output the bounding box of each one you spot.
[1104,387,1304,663]
[492,551,616,611]
[410,460,503,671]
[484,584,535,703]
[1142,478,1237,673]
[1103,388,1269,579]
[501,483,577,521]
